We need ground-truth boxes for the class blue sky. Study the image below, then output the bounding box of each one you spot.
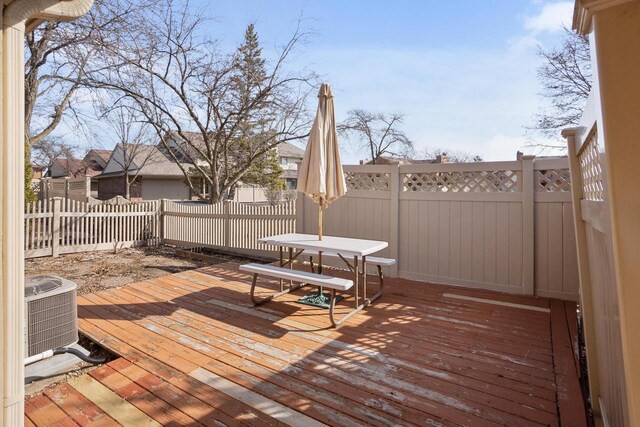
[190,0,575,163]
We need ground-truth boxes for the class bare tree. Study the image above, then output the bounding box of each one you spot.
[102,107,158,200]
[418,147,482,163]
[25,0,145,147]
[24,0,151,201]
[85,3,316,203]
[338,110,414,164]
[529,27,592,149]
[31,137,78,169]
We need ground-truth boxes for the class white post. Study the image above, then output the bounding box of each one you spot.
[85,176,91,201]
[563,128,601,417]
[224,200,230,250]
[52,197,62,258]
[1,16,26,424]
[160,199,166,244]
[521,155,535,295]
[295,192,305,233]
[389,165,400,277]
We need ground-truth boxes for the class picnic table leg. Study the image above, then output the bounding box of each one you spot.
[370,265,384,302]
[316,250,324,301]
[362,256,367,301]
[329,263,385,327]
[279,247,284,291]
[353,256,359,308]
[288,247,294,289]
[250,272,308,306]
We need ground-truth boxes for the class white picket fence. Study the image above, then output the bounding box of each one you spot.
[24,198,296,259]
[163,200,296,256]
[25,198,161,258]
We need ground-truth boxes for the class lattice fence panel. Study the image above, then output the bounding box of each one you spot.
[345,172,390,191]
[535,169,571,192]
[402,170,520,192]
[579,134,604,201]
[68,181,87,191]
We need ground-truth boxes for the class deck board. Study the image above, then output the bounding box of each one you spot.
[26,262,587,426]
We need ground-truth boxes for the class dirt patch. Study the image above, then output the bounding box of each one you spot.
[25,245,246,295]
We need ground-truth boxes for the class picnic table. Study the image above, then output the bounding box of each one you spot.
[240,233,394,327]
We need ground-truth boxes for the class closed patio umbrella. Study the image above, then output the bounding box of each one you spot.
[297,83,347,236]
[296,83,347,306]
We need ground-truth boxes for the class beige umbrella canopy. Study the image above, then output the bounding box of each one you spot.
[297,83,347,240]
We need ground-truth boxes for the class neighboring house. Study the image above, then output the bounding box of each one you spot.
[276,142,304,189]
[96,134,306,201]
[44,149,112,198]
[96,144,193,201]
[46,157,85,178]
[166,131,305,189]
[46,149,111,179]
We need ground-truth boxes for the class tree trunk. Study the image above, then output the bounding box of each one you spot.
[125,176,131,200]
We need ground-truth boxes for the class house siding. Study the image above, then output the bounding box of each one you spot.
[98,176,142,201]
[141,178,190,200]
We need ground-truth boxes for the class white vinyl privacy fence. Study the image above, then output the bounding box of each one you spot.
[297,157,579,300]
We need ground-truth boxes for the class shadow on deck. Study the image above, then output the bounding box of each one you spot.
[25,262,587,426]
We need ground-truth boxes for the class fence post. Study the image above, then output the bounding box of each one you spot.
[224,200,231,250]
[521,155,535,295]
[52,197,62,257]
[160,199,166,243]
[295,192,305,233]
[563,128,601,416]
[85,176,91,201]
[64,177,69,200]
[389,165,400,277]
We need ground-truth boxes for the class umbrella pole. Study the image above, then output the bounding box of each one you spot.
[318,201,323,296]
[318,201,323,241]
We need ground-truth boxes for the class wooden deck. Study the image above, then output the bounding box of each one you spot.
[25,263,587,426]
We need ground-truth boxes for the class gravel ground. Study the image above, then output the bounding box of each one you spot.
[25,245,244,295]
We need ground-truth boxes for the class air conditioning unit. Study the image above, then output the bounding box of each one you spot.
[25,276,78,357]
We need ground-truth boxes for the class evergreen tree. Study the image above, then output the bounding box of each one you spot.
[228,24,284,194]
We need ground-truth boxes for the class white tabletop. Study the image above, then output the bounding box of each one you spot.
[259,233,388,257]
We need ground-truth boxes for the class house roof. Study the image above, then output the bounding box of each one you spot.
[49,157,95,177]
[97,144,193,178]
[281,169,299,179]
[86,149,112,163]
[277,142,305,158]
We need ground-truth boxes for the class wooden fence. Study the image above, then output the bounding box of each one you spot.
[297,157,579,301]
